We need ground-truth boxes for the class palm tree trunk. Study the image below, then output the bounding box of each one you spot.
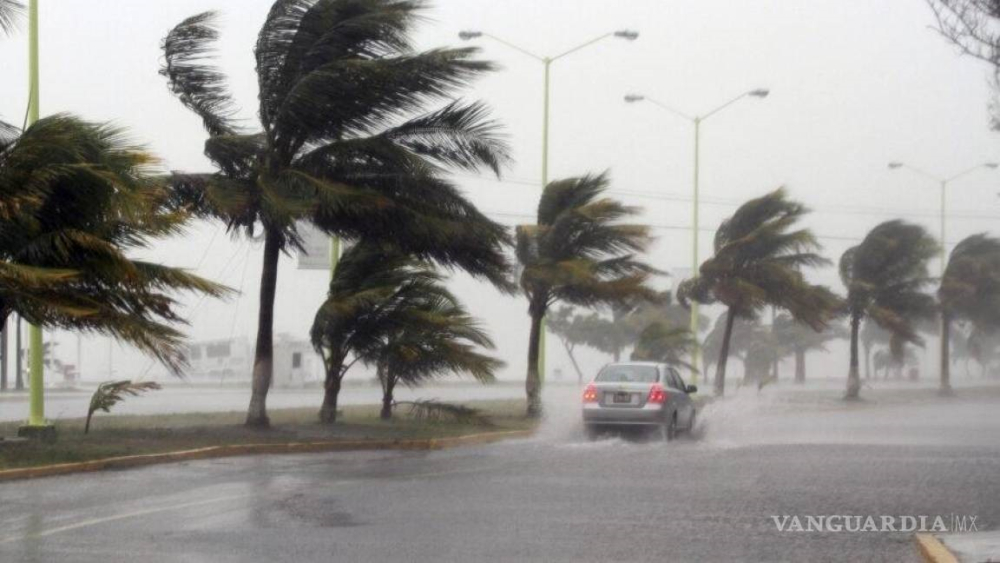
[940,313,953,395]
[319,368,342,424]
[613,348,621,362]
[863,342,872,379]
[845,313,862,399]
[380,370,395,420]
[246,229,281,428]
[714,308,737,396]
[525,308,544,418]
[794,347,806,384]
[559,338,585,384]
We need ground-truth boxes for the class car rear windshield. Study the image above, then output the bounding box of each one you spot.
[595,365,659,383]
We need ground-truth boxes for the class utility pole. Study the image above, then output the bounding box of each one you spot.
[460,29,638,387]
[19,0,56,442]
[625,88,770,385]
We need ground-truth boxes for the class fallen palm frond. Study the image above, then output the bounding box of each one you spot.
[394,400,493,427]
[85,380,162,434]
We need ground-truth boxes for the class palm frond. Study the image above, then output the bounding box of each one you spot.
[160,11,239,136]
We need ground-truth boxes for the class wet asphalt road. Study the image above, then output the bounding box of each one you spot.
[1,393,998,562]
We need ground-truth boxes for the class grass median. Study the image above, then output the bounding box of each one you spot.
[0,398,536,471]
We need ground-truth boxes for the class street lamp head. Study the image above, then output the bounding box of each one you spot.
[888,162,904,169]
[984,162,999,169]
[613,30,639,41]
[624,94,645,103]
[749,88,770,98]
[458,30,482,41]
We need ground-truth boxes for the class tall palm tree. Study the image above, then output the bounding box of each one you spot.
[516,172,659,416]
[0,115,229,368]
[367,281,502,420]
[938,234,1000,393]
[161,1,513,427]
[772,314,848,384]
[678,189,841,396]
[310,242,441,423]
[840,220,937,399]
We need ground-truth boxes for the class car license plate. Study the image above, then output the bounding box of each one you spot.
[613,392,631,404]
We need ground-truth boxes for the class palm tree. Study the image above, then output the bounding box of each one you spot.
[631,322,695,371]
[860,320,890,379]
[0,115,229,368]
[161,1,513,427]
[678,189,841,396]
[516,172,659,417]
[366,280,502,420]
[772,314,848,384]
[840,220,937,399]
[938,234,1000,393]
[545,307,590,383]
[310,242,442,423]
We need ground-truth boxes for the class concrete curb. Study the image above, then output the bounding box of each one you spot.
[916,533,960,563]
[0,429,534,483]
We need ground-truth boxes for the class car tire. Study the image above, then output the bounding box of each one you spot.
[660,415,676,442]
[584,424,599,441]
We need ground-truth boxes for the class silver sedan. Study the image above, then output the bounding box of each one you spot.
[582,362,697,441]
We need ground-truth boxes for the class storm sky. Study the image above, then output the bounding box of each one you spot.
[0,0,996,382]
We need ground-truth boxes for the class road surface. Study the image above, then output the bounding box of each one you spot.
[0,389,998,562]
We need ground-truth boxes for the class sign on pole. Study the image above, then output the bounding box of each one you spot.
[296,221,330,270]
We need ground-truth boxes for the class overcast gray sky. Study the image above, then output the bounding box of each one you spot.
[1,0,996,382]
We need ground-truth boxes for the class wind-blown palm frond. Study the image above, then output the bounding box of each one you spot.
[160,11,239,136]
[679,188,842,395]
[0,0,22,36]
[0,115,232,370]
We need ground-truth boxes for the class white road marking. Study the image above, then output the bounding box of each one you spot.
[0,494,248,545]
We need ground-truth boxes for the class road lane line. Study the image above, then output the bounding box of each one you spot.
[0,494,248,545]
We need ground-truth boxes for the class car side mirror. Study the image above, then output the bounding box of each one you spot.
[685,384,698,394]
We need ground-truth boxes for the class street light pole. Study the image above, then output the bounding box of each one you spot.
[460,28,638,386]
[888,161,998,275]
[26,0,45,428]
[888,160,998,392]
[624,89,769,385]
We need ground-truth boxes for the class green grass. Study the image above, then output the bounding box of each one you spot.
[0,398,536,471]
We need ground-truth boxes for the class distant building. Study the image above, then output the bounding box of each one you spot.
[185,334,322,387]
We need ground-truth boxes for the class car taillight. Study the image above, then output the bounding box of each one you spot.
[648,383,668,404]
[583,384,598,403]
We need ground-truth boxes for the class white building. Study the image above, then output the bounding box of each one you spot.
[185,334,322,387]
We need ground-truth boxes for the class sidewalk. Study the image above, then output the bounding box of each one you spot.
[941,531,1000,563]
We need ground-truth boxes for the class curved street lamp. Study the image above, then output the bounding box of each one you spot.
[624,88,770,384]
[460,28,639,385]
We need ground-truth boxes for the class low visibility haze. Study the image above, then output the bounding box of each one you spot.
[1,0,995,382]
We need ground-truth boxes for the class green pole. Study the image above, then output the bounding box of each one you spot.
[538,58,551,386]
[26,0,46,428]
[689,118,701,386]
[329,236,340,281]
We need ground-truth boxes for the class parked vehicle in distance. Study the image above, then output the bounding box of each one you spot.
[582,362,697,441]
